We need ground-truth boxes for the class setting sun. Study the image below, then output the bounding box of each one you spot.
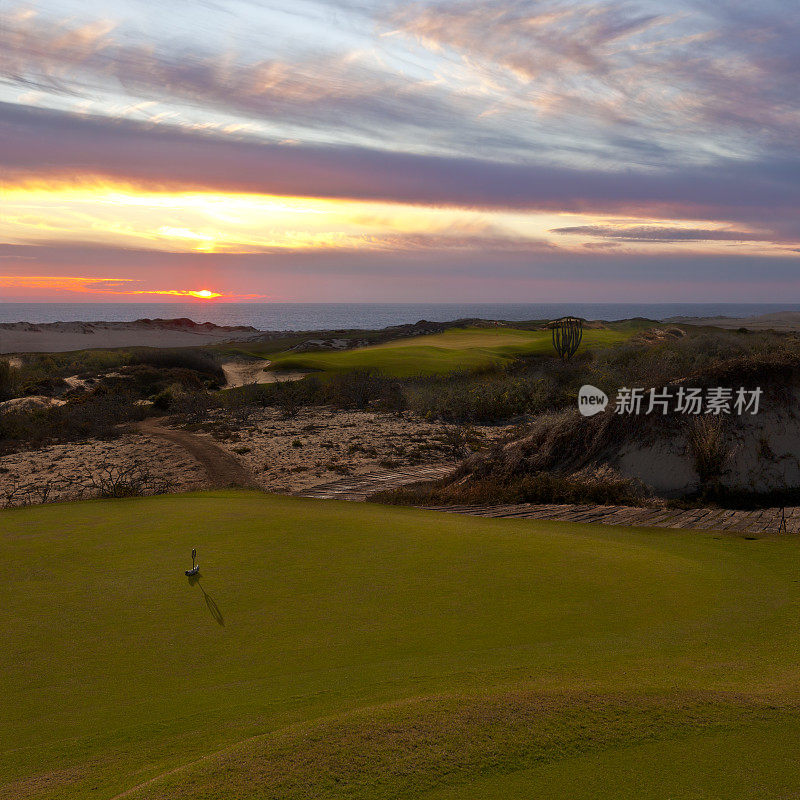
[189,289,218,299]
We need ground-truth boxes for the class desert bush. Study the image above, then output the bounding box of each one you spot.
[404,369,562,423]
[434,425,482,459]
[588,330,790,392]
[0,359,18,401]
[375,464,647,507]
[271,379,305,417]
[325,369,382,409]
[20,350,131,382]
[686,416,732,491]
[1,475,74,508]
[172,389,216,422]
[2,459,176,506]
[217,383,262,423]
[0,391,146,453]
[132,349,224,386]
[373,406,662,508]
[460,409,634,478]
[86,461,173,498]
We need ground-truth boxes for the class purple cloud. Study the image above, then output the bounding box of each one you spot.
[550,225,780,243]
[2,102,800,233]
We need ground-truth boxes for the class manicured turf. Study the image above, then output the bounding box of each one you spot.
[267,326,631,376]
[2,491,800,799]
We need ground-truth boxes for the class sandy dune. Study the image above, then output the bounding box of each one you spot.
[666,311,800,331]
[0,319,261,354]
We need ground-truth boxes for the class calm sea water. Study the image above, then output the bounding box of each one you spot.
[1,303,798,330]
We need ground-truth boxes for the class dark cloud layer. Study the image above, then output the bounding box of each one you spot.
[3,1,800,300]
[2,102,800,232]
[551,225,779,243]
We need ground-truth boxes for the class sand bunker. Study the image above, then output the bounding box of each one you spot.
[221,360,309,388]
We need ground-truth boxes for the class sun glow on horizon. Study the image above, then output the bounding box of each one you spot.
[2,177,790,261]
[0,275,254,300]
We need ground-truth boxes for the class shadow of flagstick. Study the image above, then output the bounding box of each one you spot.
[187,573,225,626]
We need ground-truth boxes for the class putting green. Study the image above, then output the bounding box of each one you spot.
[267,326,630,376]
[2,491,800,799]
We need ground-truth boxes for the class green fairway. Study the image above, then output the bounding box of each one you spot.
[3,491,800,799]
[266,326,630,376]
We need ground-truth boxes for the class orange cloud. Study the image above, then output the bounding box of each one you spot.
[0,276,262,299]
[0,275,137,291]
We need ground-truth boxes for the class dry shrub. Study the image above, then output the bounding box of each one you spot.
[374,463,647,507]
[686,416,732,490]
[325,369,381,409]
[0,358,18,402]
[461,408,659,481]
[1,460,174,508]
[87,461,173,498]
[272,378,304,417]
[373,407,661,507]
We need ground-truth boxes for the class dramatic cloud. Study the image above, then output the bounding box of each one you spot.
[2,103,800,232]
[550,225,781,243]
[0,6,530,158]
[0,274,260,298]
[391,0,800,160]
[2,0,799,301]
[4,2,800,168]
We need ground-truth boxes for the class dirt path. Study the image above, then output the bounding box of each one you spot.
[297,468,796,534]
[136,418,253,488]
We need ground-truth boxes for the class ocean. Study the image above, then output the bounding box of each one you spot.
[1,303,798,330]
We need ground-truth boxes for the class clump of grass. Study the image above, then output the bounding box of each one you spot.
[0,358,18,402]
[686,416,733,495]
[0,392,148,454]
[131,349,225,385]
[373,407,659,507]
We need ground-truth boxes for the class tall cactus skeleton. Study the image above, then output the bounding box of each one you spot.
[550,317,584,360]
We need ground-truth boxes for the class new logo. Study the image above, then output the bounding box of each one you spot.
[578,384,608,416]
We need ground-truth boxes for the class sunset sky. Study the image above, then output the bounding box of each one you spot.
[1,0,799,302]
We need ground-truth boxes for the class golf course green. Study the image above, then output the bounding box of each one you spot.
[266,326,631,376]
[3,491,800,799]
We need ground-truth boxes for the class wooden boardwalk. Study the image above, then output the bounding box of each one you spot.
[295,464,455,501]
[295,465,797,534]
[421,503,798,534]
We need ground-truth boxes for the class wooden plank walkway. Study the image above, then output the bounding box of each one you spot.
[421,503,797,534]
[295,465,796,534]
[294,464,455,501]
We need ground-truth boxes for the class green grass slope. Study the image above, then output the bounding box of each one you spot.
[267,326,630,376]
[2,491,800,799]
